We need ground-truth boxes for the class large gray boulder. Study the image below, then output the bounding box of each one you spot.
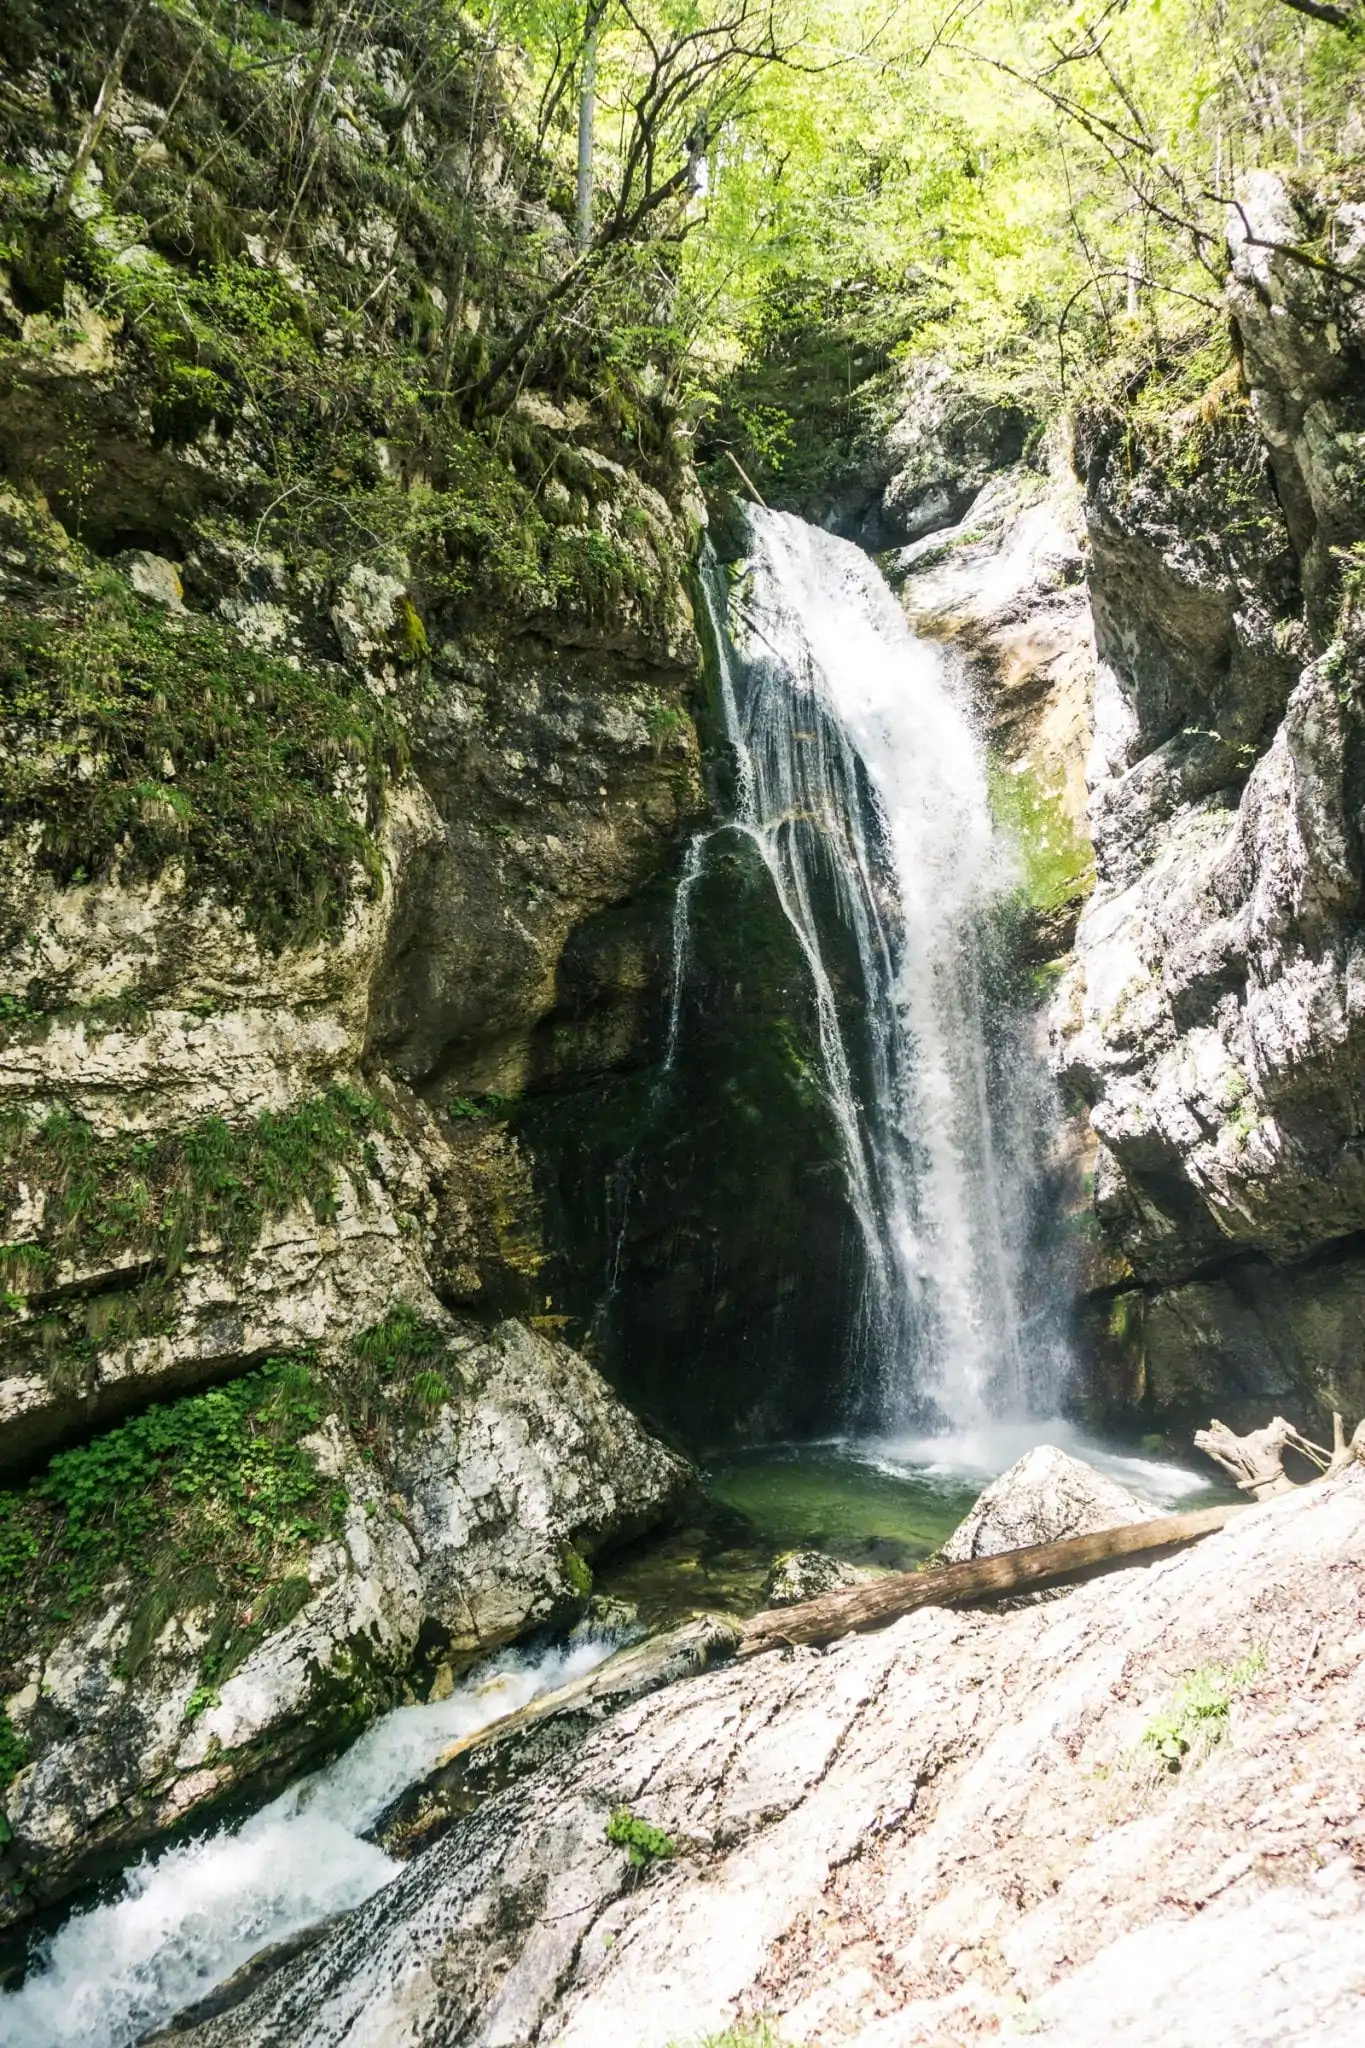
[0,1319,691,1929]
[940,1444,1153,1564]
[393,1320,694,1664]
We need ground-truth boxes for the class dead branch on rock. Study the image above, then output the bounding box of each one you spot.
[1194,1414,1342,1499]
[737,1504,1243,1659]
[1327,1413,1365,1476]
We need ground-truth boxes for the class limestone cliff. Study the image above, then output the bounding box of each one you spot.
[0,2,703,1923]
[1059,177,1365,1430]
[795,174,1365,1435]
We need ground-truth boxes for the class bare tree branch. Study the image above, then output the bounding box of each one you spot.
[51,1,147,216]
[1271,0,1355,28]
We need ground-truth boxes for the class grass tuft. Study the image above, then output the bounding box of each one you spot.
[1140,1650,1265,1773]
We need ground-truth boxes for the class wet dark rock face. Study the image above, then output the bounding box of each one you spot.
[519,824,866,1448]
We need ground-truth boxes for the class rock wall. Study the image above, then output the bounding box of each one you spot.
[1058,178,1365,1430]
[821,176,1365,1435]
[0,7,713,1926]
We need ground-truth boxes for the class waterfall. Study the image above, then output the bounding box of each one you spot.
[692,507,1068,1430]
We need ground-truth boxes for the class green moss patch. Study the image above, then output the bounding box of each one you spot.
[989,762,1093,918]
[0,582,406,948]
[0,1705,27,1796]
[0,1359,343,1686]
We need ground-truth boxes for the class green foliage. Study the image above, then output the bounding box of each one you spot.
[684,0,1365,486]
[0,579,406,948]
[0,1359,342,1674]
[0,1704,28,1791]
[606,1806,677,1867]
[342,1304,456,1453]
[1140,1651,1266,1773]
[562,1543,594,1598]
[989,764,1093,917]
[0,1086,379,1293]
[447,1091,516,1122]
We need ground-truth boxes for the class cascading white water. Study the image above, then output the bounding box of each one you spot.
[693,507,1068,1429]
[0,1634,618,2048]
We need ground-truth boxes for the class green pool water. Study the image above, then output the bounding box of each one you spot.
[597,1429,1228,1629]
[598,1443,981,1628]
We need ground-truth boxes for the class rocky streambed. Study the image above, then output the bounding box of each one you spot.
[157,1460,1365,2048]
[5,1437,1352,2048]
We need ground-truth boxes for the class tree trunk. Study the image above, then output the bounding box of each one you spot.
[51,1,147,216]
[738,1504,1245,1658]
[575,12,600,253]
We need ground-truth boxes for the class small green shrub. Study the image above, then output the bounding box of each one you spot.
[1140,1650,1265,1773]
[343,1304,455,1453]
[606,1807,677,1868]
[670,2023,792,2048]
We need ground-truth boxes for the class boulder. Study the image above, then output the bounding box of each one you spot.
[940,1444,1153,1564]
[119,548,187,611]
[0,1319,692,1928]
[763,1549,878,1607]
[393,1320,695,1664]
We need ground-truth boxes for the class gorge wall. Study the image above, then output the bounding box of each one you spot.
[0,0,865,1928]
[3,0,1364,1951]
[809,177,1365,1440]
[1059,179,1365,1435]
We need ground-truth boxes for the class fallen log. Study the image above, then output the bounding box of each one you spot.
[738,1502,1245,1658]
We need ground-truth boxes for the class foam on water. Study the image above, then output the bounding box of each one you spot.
[0,1634,616,2048]
[851,1418,1215,1507]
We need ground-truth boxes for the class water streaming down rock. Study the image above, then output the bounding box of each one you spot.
[0,1636,618,2048]
[689,507,1070,1429]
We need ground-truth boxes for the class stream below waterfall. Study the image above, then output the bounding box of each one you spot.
[0,1635,621,2048]
[0,1428,1226,2048]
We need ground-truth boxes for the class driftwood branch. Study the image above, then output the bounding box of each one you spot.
[1324,1412,1365,1475]
[737,1504,1243,1658]
[1194,1414,1334,1499]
